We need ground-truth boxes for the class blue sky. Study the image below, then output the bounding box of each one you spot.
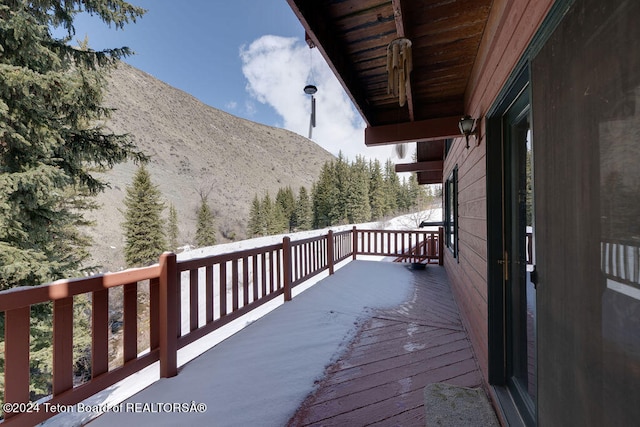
[65,0,395,162]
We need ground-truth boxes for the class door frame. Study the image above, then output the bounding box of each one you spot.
[486,67,536,426]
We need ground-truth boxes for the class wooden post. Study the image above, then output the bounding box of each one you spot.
[4,306,30,419]
[327,230,335,274]
[159,252,178,378]
[438,226,444,266]
[352,226,358,260]
[283,236,292,301]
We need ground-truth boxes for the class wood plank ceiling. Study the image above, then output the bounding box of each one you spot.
[286,0,492,184]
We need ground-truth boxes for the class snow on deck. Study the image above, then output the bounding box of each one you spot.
[70,261,414,426]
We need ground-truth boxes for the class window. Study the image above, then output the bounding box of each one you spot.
[444,167,458,257]
[444,138,453,158]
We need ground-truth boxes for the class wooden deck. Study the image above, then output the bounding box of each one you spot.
[288,265,484,426]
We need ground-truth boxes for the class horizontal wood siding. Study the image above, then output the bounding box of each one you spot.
[442,0,553,381]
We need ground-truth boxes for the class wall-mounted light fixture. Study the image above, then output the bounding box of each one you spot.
[458,115,478,149]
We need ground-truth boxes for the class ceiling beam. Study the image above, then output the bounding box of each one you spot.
[391,0,414,122]
[395,160,443,174]
[365,116,461,146]
[417,171,442,185]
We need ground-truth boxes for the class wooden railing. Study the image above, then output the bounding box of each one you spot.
[0,226,440,425]
[601,238,640,288]
[355,227,444,265]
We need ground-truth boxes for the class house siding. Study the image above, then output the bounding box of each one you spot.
[443,0,554,381]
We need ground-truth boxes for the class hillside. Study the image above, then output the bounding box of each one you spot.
[85,62,335,271]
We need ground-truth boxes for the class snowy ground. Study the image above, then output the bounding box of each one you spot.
[40,209,441,427]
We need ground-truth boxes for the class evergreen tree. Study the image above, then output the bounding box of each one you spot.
[122,165,167,267]
[344,156,371,223]
[276,186,296,231]
[369,159,388,219]
[167,203,179,252]
[270,203,288,235]
[333,152,350,223]
[295,186,313,231]
[313,161,340,227]
[0,0,145,408]
[247,194,265,237]
[0,0,146,288]
[195,193,217,247]
[384,159,401,214]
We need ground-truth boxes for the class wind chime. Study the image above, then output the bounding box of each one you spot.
[304,42,318,139]
[387,37,413,158]
[304,83,317,139]
[387,37,412,107]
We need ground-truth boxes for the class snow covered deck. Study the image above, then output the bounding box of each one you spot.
[82,260,481,426]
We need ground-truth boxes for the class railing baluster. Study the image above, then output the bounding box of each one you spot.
[190,269,198,331]
[261,253,267,296]
[623,244,630,281]
[328,231,335,274]
[243,256,249,306]
[219,262,227,317]
[438,227,444,265]
[92,289,109,377]
[270,250,275,292]
[53,297,74,395]
[352,226,358,259]
[4,306,30,419]
[608,241,614,277]
[232,259,239,311]
[123,282,138,363]
[150,278,160,350]
[634,245,639,283]
[283,236,292,301]
[206,266,214,323]
[253,255,259,301]
[276,249,281,290]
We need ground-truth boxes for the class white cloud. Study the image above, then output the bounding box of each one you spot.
[240,35,395,164]
[225,100,238,110]
[244,100,257,117]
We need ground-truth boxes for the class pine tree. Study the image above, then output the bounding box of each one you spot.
[369,159,388,219]
[384,159,401,214]
[195,193,217,247]
[0,1,146,408]
[313,161,340,227]
[167,203,179,252]
[344,156,371,223]
[295,186,313,231]
[122,165,167,267]
[248,194,265,237]
[333,152,350,223]
[276,186,296,231]
[0,0,146,288]
[259,193,285,235]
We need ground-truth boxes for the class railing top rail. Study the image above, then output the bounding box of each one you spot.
[355,228,438,234]
[290,234,327,247]
[601,237,640,247]
[177,242,283,271]
[0,264,161,311]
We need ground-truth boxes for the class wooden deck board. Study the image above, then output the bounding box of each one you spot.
[288,265,484,427]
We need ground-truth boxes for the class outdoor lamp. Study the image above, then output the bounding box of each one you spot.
[458,115,477,149]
